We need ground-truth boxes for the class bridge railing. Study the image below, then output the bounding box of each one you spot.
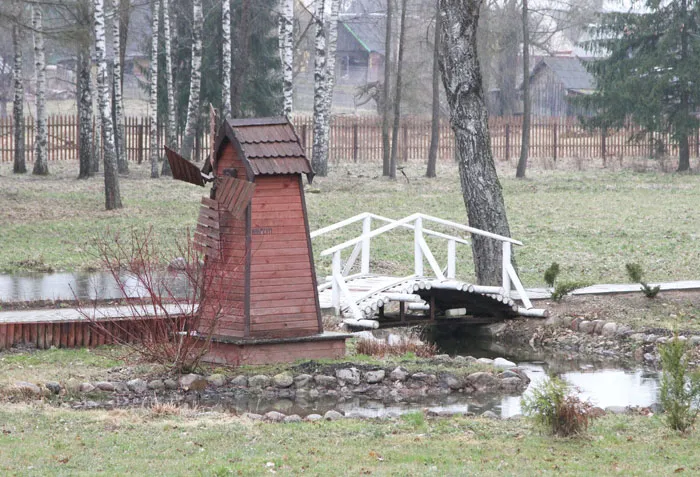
[311,213,533,316]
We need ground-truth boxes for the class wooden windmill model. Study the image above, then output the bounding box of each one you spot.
[165,116,348,365]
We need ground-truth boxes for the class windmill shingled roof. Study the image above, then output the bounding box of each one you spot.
[225,117,314,180]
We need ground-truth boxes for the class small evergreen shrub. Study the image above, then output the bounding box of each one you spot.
[522,376,595,437]
[659,336,700,432]
[625,263,660,298]
[544,262,561,288]
[551,281,588,302]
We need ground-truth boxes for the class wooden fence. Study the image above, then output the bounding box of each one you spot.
[2,115,698,164]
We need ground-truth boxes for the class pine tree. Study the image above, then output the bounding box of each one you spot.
[581,0,700,172]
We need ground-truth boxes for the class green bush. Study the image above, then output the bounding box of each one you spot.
[544,262,561,288]
[625,263,660,298]
[551,281,588,302]
[659,336,700,432]
[521,376,595,437]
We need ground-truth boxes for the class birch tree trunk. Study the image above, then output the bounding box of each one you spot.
[181,0,203,159]
[311,0,328,176]
[381,0,393,176]
[94,0,122,209]
[389,0,408,180]
[161,0,175,175]
[319,0,340,171]
[516,0,530,178]
[222,0,232,117]
[112,0,127,174]
[149,0,160,178]
[32,7,48,176]
[426,0,440,178]
[438,0,512,286]
[279,0,294,115]
[12,24,26,174]
[77,44,94,179]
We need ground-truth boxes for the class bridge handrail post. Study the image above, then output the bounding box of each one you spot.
[447,239,456,279]
[361,215,371,274]
[502,242,512,298]
[414,217,424,276]
[332,251,342,315]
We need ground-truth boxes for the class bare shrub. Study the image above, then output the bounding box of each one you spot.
[354,333,438,358]
[78,228,239,374]
[522,376,595,437]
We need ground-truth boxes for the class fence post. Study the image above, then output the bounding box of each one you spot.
[553,122,558,162]
[601,127,607,163]
[352,124,358,162]
[301,123,307,152]
[138,121,144,164]
[505,123,510,160]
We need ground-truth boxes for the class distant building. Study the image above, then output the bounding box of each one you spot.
[336,16,386,86]
[525,56,596,117]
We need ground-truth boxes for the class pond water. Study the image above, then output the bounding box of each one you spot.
[0,272,190,302]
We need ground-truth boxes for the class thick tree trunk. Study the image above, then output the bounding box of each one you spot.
[161,0,175,176]
[94,0,122,209]
[280,0,294,115]
[438,0,512,286]
[112,0,127,174]
[381,0,393,176]
[12,24,26,174]
[516,0,530,178]
[678,134,690,172]
[77,44,94,179]
[32,7,48,176]
[222,0,232,117]
[426,0,440,179]
[149,0,160,178]
[311,0,328,176]
[389,0,408,180]
[181,0,203,159]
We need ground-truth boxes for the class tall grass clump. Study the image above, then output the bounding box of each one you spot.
[522,376,595,437]
[659,336,700,432]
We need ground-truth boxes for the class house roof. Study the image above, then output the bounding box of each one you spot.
[214,117,314,182]
[531,56,596,91]
[339,16,386,55]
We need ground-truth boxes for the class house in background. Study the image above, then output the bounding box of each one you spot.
[336,16,386,86]
[525,56,596,117]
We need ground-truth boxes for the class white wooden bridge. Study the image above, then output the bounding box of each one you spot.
[312,213,547,329]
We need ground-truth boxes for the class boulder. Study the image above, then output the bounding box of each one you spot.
[364,370,385,384]
[44,381,62,394]
[499,377,524,392]
[324,410,344,421]
[13,381,42,397]
[294,374,312,388]
[498,370,520,379]
[305,414,323,422]
[481,410,500,419]
[264,411,286,422]
[283,414,302,423]
[179,374,206,391]
[248,375,271,389]
[164,379,178,390]
[242,412,263,421]
[578,321,594,334]
[444,375,462,390]
[389,367,409,382]
[313,375,337,388]
[79,382,95,393]
[127,379,148,394]
[147,380,165,391]
[273,373,294,388]
[95,381,115,392]
[335,368,361,386]
[629,333,646,343]
[230,375,248,387]
[493,357,516,368]
[466,372,500,392]
[593,320,606,334]
[207,374,226,387]
[601,322,618,337]
[477,358,494,365]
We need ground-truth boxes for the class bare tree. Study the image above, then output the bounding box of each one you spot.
[77,42,94,179]
[181,0,203,159]
[94,0,122,209]
[438,0,512,286]
[311,0,328,176]
[222,0,232,117]
[12,23,25,174]
[279,0,294,115]
[148,0,160,178]
[426,0,440,178]
[112,0,127,174]
[32,6,48,176]
[161,0,175,176]
[389,0,408,180]
[381,0,393,177]
[516,0,529,178]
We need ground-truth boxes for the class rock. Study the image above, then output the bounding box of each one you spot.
[44,381,62,394]
[656,337,668,344]
[643,352,656,362]
[309,389,320,399]
[498,370,520,379]
[248,375,271,389]
[207,374,226,387]
[544,316,562,327]
[242,412,263,421]
[479,323,507,337]
[629,333,646,343]
[601,322,618,337]
[323,410,344,421]
[95,381,115,392]
[389,367,409,381]
[113,382,129,393]
[335,368,361,386]
[294,374,312,388]
[444,375,462,390]
[434,354,452,362]
[65,378,81,393]
[283,414,302,423]
[148,380,165,391]
[127,379,148,394]
[179,374,206,391]
[273,373,294,388]
[570,317,584,331]
[499,377,524,392]
[605,406,628,415]
[645,334,657,344]
[168,257,187,271]
[615,325,632,337]
[493,357,516,368]
[79,382,95,393]
[477,357,494,365]
[481,410,499,419]
[466,372,500,392]
[13,381,42,397]
[578,321,594,334]
[305,414,323,422]
[230,375,248,387]
[313,375,337,388]
[690,336,700,347]
[364,370,385,384]
[264,411,286,422]
[386,333,404,346]
[164,379,178,390]
[592,320,606,335]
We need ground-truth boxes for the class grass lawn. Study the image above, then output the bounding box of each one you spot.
[0,404,696,476]
[1,159,699,288]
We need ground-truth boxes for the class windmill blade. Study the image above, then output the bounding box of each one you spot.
[164,146,205,187]
[193,197,221,259]
[217,177,255,219]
